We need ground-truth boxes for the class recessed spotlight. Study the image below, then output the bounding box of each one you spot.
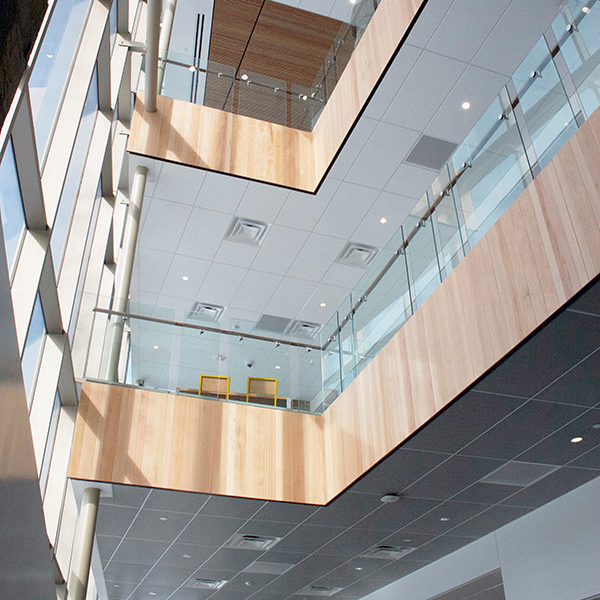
[188,65,197,72]
[461,101,471,110]
[46,54,54,59]
[380,494,400,503]
[275,365,281,370]
[439,517,450,522]
[182,554,192,558]
[159,516,168,521]
[571,436,583,443]
[302,95,308,101]
[182,276,189,281]
[355,567,363,571]
[153,345,159,350]
[245,581,254,587]
[592,424,600,429]
[583,6,590,12]
[403,538,412,542]
[320,302,327,307]
[114,585,120,588]
[350,0,358,4]
[241,73,248,80]
[380,217,388,224]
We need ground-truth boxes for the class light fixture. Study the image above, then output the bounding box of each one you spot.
[461,101,471,110]
[380,494,400,503]
[302,95,308,101]
[153,345,159,350]
[439,517,450,522]
[275,365,281,370]
[114,585,120,588]
[592,424,600,429]
[571,436,583,443]
[403,538,412,542]
[182,276,189,281]
[245,582,254,587]
[46,54,54,59]
[583,5,590,12]
[199,329,204,335]
[275,341,281,348]
[355,567,363,571]
[159,516,168,521]
[306,347,312,353]
[350,0,358,4]
[239,335,244,342]
[320,302,327,307]
[380,217,388,224]
[182,554,192,559]
[241,73,248,80]
[188,65,197,72]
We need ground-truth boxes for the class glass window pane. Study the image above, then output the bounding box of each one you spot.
[109,0,118,53]
[29,0,93,165]
[39,392,61,496]
[51,67,98,274]
[22,294,47,406]
[0,139,26,271]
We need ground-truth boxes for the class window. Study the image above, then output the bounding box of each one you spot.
[0,139,26,272]
[29,0,93,165]
[109,0,118,53]
[39,392,61,496]
[21,294,47,407]
[50,67,98,274]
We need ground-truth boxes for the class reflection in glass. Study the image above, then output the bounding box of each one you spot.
[29,0,92,165]
[0,139,26,272]
[22,294,47,406]
[39,392,61,496]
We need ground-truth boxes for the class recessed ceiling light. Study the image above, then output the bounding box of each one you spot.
[592,424,600,429]
[182,276,189,281]
[159,516,168,521]
[380,494,400,503]
[350,0,358,4]
[380,217,388,224]
[275,365,281,370]
[114,585,120,588]
[571,436,583,443]
[153,345,159,350]
[403,538,412,542]
[461,101,471,110]
[46,54,54,59]
[245,581,254,587]
[355,567,363,571]
[241,73,248,80]
[182,554,192,558]
[320,302,327,307]
[439,517,450,521]
[583,6,590,12]
[188,65,197,72]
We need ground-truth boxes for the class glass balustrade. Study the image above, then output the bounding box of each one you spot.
[89,2,599,413]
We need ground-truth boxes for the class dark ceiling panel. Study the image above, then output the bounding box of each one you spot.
[104,561,152,584]
[101,484,150,508]
[352,497,440,532]
[144,489,209,513]
[107,581,137,600]
[156,542,216,570]
[285,554,347,580]
[201,495,265,518]
[272,524,345,554]
[142,565,197,586]
[253,501,319,523]
[452,482,524,506]
[448,505,532,538]
[405,535,475,562]
[177,515,247,546]
[315,527,387,557]
[305,491,382,528]
[126,508,193,542]
[97,504,140,537]
[568,445,600,469]
[129,583,178,600]
[365,558,431,583]
[113,538,171,565]
[400,501,488,536]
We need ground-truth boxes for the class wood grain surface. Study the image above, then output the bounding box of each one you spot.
[73,109,600,503]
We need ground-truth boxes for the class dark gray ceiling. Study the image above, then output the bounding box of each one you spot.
[90,277,600,600]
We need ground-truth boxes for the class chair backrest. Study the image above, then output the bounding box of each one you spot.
[247,377,277,405]
[199,375,230,399]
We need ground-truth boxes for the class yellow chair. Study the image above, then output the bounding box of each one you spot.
[247,377,277,406]
[199,375,230,399]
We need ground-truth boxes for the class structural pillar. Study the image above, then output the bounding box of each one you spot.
[66,487,101,600]
[145,0,161,112]
[105,165,148,382]
[157,0,177,92]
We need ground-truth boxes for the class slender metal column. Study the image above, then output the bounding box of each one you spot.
[157,0,177,92]
[145,0,162,112]
[66,487,101,600]
[105,166,148,382]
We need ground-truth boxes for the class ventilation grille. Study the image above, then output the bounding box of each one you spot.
[187,302,225,322]
[224,216,270,246]
[300,586,344,597]
[185,578,228,590]
[224,533,281,551]
[255,314,292,334]
[405,134,458,171]
[336,242,379,268]
[288,320,323,339]
[361,545,416,560]
[243,561,295,575]
[480,461,559,487]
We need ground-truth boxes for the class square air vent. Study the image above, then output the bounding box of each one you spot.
[300,586,344,597]
[480,461,559,487]
[224,216,270,246]
[288,320,323,339]
[335,242,379,269]
[255,314,292,334]
[187,302,224,322]
[361,545,416,560]
[224,533,281,551]
[243,561,295,575]
[185,579,228,590]
[405,135,458,171]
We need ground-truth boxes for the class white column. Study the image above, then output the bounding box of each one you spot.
[157,0,177,92]
[145,0,162,112]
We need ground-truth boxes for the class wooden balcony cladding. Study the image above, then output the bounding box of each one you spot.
[127,0,425,191]
[75,110,600,503]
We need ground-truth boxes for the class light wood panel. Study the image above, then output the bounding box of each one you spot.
[127,0,425,190]
[83,107,600,504]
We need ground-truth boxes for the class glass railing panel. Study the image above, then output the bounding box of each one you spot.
[238,72,288,127]
[338,294,358,390]
[450,88,532,249]
[204,62,236,113]
[513,36,579,171]
[553,0,600,118]
[319,311,343,410]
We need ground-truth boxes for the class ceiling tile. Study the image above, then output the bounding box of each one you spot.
[316,528,387,557]
[125,509,193,542]
[276,178,341,232]
[449,505,532,538]
[104,562,151,584]
[97,505,140,537]
[384,162,438,199]
[177,515,247,547]
[286,234,346,282]
[107,581,137,599]
[271,524,345,554]
[97,535,122,559]
[153,162,206,205]
[314,182,380,239]
[201,548,265,572]
[101,484,150,508]
[254,501,319,524]
[452,482,524,506]
[133,248,174,294]
[224,572,280,592]
[260,574,315,596]
[112,538,171,565]
[195,172,248,213]
[568,446,600,470]
[286,554,347,580]
[142,565,197,586]
[213,240,260,269]
[159,255,211,300]
[568,281,600,315]
[201,496,265,518]
[230,270,283,313]
[306,492,382,528]
[196,262,248,307]
[381,50,467,131]
[400,501,488,536]
[129,583,177,600]
[263,277,318,319]
[340,577,392,598]
[425,0,511,63]
[403,390,524,454]
[328,0,352,22]
[367,558,430,582]
[251,225,310,275]
[237,519,297,538]
[400,0,454,48]
[405,535,475,562]
[345,123,421,190]
[328,117,378,181]
[320,263,367,290]
[156,542,216,570]
[459,400,586,461]
[176,208,233,261]
[296,282,352,324]
[139,199,192,253]
[353,497,440,532]
[364,44,422,120]
[236,182,290,223]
